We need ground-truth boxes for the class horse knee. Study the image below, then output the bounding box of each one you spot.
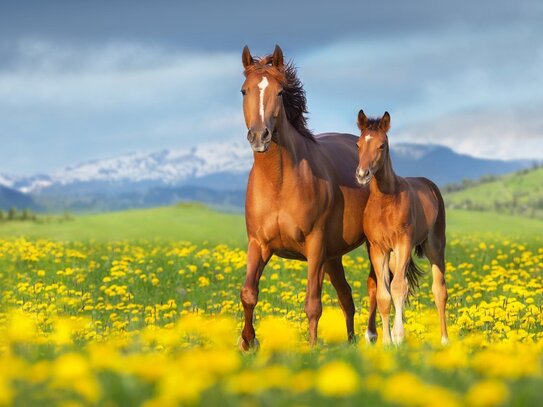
[305,297,323,321]
[241,286,258,309]
[390,277,408,300]
[376,293,391,314]
[432,281,448,302]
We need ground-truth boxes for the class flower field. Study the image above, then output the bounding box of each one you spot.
[1,234,542,406]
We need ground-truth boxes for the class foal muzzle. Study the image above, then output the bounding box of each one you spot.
[356,168,373,186]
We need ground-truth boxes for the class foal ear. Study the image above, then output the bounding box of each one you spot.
[272,45,284,69]
[242,45,254,69]
[357,110,368,131]
[380,111,391,132]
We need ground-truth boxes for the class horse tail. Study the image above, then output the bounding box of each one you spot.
[406,253,425,297]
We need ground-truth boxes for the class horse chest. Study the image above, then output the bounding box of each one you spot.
[260,209,309,247]
[364,195,411,247]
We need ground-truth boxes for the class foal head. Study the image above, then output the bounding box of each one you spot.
[355,110,391,186]
[241,45,286,153]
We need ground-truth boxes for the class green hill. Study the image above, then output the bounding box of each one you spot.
[0,203,541,246]
[0,203,247,245]
[444,166,543,220]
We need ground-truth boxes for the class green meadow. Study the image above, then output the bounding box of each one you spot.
[0,204,541,245]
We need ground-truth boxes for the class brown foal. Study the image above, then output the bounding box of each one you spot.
[355,110,449,345]
[239,45,372,350]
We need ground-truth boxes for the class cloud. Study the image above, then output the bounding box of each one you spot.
[0,17,542,174]
[298,24,543,159]
[395,105,543,161]
[0,40,247,173]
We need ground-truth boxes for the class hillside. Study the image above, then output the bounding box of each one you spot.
[444,166,543,220]
[0,204,541,245]
[0,204,247,245]
[0,185,37,211]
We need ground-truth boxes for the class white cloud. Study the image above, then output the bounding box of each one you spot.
[297,25,543,159]
[1,24,542,174]
[395,106,543,160]
[0,40,247,173]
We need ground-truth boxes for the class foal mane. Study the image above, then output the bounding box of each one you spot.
[364,118,385,132]
[244,56,315,141]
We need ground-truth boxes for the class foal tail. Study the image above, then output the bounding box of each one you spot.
[406,244,425,297]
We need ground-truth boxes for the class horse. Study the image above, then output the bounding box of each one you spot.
[238,45,375,350]
[355,110,449,345]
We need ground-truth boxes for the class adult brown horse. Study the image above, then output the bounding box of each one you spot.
[355,110,449,345]
[239,45,375,350]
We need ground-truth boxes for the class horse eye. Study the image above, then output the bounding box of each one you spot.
[241,89,246,96]
[277,90,284,96]
[378,144,386,150]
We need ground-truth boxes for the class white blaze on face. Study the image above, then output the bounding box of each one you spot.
[258,76,269,121]
[365,134,373,142]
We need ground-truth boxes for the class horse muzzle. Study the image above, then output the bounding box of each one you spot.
[247,128,272,153]
[356,168,373,186]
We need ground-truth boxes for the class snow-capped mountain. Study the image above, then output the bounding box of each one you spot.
[6,140,253,194]
[0,140,530,212]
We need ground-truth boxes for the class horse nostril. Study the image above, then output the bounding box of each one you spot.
[262,128,271,142]
[247,130,255,143]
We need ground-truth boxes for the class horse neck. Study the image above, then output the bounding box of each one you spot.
[252,109,309,187]
[370,150,398,195]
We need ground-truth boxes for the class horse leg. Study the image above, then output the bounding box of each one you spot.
[365,263,378,343]
[305,238,326,346]
[424,233,449,345]
[368,245,392,345]
[390,245,411,345]
[324,257,356,342]
[239,239,270,352]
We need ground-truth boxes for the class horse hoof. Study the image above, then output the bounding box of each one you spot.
[441,336,449,346]
[364,330,378,344]
[238,336,260,353]
[391,335,405,346]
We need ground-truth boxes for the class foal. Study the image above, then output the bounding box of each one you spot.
[355,110,449,345]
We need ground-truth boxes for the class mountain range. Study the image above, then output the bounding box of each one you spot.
[0,140,532,212]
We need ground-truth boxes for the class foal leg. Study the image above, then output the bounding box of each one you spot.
[390,244,411,345]
[324,257,356,342]
[424,233,449,344]
[369,245,392,345]
[239,239,270,352]
[305,238,326,346]
[365,264,378,343]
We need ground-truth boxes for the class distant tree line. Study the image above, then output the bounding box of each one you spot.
[442,162,542,194]
[0,208,74,223]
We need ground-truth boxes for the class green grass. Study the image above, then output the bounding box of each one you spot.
[444,167,543,219]
[0,203,246,245]
[0,203,541,245]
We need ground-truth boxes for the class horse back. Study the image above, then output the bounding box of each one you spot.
[313,132,360,188]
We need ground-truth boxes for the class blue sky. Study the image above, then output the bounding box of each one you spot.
[0,0,542,174]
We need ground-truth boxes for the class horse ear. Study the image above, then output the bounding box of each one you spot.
[272,45,284,68]
[357,110,368,131]
[242,45,254,69]
[380,111,391,132]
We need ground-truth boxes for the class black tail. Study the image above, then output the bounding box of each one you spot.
[406,244,425,297]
